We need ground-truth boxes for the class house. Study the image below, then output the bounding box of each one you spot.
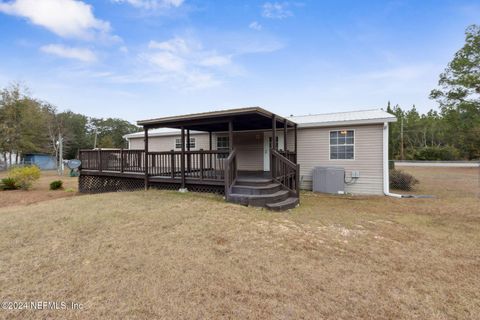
[23,153,57,170]
[78,107,396,210]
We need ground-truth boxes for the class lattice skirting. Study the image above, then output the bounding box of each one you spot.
[79,175,144,193]
[79,174,225,195]
[150,182,224,195]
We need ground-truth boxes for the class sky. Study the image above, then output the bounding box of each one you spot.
[0,0,478,123]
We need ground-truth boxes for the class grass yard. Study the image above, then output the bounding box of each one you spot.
[0,170,78,208]
[0,167,479,319]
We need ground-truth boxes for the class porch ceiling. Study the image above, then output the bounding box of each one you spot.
[137,107,296,132]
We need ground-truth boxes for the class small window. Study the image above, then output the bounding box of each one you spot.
[330,130,354,160]
[268,136,280,150]
[174,137,196,149]
[216,136,229,158]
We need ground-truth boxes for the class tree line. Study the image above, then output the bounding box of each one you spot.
[388,24,480,161]
[0,84,139,166]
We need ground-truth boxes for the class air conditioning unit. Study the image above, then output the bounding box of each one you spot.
[312,167,345,194]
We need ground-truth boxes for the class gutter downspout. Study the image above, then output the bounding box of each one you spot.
[383,121,403,198]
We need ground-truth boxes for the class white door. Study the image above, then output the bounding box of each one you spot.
[263,132,284,171]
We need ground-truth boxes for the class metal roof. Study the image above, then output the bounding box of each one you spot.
[288,109,396,128]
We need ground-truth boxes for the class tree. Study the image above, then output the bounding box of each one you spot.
[90,118,139,149]
[0,83,50,164]
[430,24,480,159]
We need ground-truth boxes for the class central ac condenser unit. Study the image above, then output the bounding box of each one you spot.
[312,166,345,194]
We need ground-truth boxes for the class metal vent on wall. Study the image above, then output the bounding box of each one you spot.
[312,167,345,194]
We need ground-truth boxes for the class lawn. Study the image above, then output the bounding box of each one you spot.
[0,167,479,319]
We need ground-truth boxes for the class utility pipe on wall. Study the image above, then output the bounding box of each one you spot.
[383,121,402,198]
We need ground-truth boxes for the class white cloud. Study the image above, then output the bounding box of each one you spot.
[148,51,186,71]
[199,55,231,67]
[111,0,184,10]
[0,0,111,40]
[262,2,292,19]
[40,44,97,62]
[249,21,262,31]
[148,38,192,54]
[141,37,233,88]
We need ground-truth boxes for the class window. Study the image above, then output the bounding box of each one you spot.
[174,137,196,149]
[330,130,354,160]
[216,136,229,158]
[268,136,280,150]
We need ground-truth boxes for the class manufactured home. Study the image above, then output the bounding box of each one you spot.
[78,107,396,210]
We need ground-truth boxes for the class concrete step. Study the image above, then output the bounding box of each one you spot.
[266,197,299,211]
[231,183,282,195]
[228,190,290,207]
[235,177,273,186]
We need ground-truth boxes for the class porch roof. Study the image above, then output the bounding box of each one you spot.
[137,107,296,132]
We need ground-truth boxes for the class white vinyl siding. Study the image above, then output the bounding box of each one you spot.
[295,124,384,195]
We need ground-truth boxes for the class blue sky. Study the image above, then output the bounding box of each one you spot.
[0,0,478,123]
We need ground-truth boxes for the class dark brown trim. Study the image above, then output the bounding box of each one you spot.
[144,128,149,190]
[187,129,191,172]
[284,118,288,152]
[209,131,213,168]
[181,127,186,189]
[137,107,296,128]
[120,148,124,173]
[272,115,277,151]
[294,124,298,157]
[228,120,233,151]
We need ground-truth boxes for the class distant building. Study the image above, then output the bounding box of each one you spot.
[23,153,57,170]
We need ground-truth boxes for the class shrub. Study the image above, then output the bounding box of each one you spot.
[390,169,419,191]
[49,180,63,190]
[413,145,461,161]
[8,165,41,190]
[0,177,18,190]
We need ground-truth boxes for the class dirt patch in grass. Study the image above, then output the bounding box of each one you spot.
[0,167,479,319]
[0,170,78,208]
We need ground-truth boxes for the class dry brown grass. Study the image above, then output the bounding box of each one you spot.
[0,167,479,319]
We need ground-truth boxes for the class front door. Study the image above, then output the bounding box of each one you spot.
[263,132,284,171]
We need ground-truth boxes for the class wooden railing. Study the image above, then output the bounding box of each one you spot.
[224,149,237,199]
[79,149,229,182]
[271,149,300,197]
[279,150,297,164]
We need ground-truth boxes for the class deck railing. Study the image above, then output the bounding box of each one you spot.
[224,149,237,199]
[79,149,229,181]
[271,149,300,197]
[279,150,297,164]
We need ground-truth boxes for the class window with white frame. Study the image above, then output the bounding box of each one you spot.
[216,136,229,158]
[175,137,196,149]
[330,130,354,160]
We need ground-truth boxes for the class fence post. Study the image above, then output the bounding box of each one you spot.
[120,148,124,173]
[98,148,102,172]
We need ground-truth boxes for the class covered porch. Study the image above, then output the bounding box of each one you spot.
[79,107,300,209]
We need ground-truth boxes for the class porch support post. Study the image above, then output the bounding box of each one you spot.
[294,124,298,155]
[181,126,186,189]
[187,129,191,172]
[209,131,212,150]
[284,119,288,153]
[228,120,233,152]
[209,131,213,169]
[144,127,149,190]
[272,115,277,151]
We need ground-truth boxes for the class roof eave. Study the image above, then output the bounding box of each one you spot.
[296,117,397,128]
